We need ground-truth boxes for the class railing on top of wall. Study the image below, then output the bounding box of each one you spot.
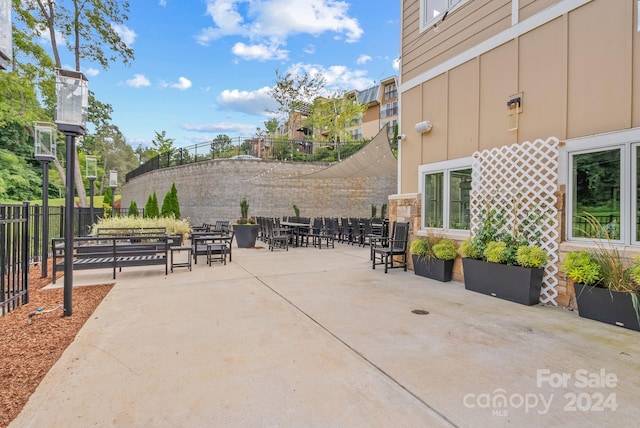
[125,136,372,182]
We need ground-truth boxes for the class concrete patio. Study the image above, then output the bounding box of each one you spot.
[11,242,640,427]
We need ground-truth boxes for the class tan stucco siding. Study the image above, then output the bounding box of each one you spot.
[517,16,566,142]
[448,59,480,158]
[566,0,634,138]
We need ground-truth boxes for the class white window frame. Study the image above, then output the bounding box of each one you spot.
[418,157,473,232]
[420,0,468,32]
[561,128,640,245]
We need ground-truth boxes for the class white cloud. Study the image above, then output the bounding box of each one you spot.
[182,122,258,136]
[83,67,100,77]
[171,77,193,90]
[287,62,375,92]
[197,0,363,60]
[356,54,372,65]
[392,57,400,71]
[159,0,167,6]
[112,24,137,46]
[126,74,151,88]
[217,86,277,116]
[231,42,288,61]
[303,44,316,55]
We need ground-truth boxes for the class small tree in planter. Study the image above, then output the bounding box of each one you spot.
[410,236,457,282]
[234,197,259,247]
[561,214,640,331]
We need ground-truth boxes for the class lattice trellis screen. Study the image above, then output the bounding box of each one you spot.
[470,137,560,305]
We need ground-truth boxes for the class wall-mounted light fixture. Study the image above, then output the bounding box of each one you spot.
[415,120,433,134]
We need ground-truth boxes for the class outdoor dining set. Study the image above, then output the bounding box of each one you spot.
[174,217,410,275]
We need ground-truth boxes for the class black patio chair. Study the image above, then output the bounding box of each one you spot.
[372,221,410,273]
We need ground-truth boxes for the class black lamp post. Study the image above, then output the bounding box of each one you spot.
[86,156,97,228]
[0,0,11,71]
[55,69,88,317]
[109,170,118,216]
[34,122,57,278]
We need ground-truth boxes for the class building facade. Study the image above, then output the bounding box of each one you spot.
[398,0,640,307]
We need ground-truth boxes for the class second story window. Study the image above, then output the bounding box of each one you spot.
[421,0,468,29]
[380,101,398,119]
[384,83,397,100]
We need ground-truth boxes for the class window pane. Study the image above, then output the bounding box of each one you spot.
[426,0,449,22]
[449,168,472,230]
[572,149,621,239]
[425,172,444,227]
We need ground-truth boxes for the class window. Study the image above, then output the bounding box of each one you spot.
[380,101,398,119]
[565,131,640,245]
[421,0,468,30]
[382,119,397,138]
[419,158,472,231]
[384,83,397,100]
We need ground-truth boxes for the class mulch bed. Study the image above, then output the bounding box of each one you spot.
[0,261,112,428]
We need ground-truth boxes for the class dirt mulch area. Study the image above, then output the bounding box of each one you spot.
[0,261,112,428]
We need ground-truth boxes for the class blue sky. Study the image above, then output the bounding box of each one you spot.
[79,0,400,149]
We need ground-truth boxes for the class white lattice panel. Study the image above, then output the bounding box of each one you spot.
[470,137,560,305]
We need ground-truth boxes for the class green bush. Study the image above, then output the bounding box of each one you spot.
[410,238,430,258]
[484,241,508,264]
[561,251,602,286]
[432,239,457,260]
[515,245,549,269]
[128,200,138,217]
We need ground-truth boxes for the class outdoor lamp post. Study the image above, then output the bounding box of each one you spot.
[34,121,57,278]
[109,170,118,216]
[55,69,88,317]
[0,0,11,70]
[86,156,97,227]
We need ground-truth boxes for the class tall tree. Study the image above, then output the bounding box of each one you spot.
[13,0,134,206]
[151,130,175,155]
[269,69,325,136]
[306,91,366,160]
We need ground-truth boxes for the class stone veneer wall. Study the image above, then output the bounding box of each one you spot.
[121,159,396,225]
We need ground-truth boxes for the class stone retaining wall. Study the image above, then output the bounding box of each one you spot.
[121,159,396,225]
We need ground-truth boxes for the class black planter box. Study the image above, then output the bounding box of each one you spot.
[462,258,543,306]
[233,224,259,248]
[412,254,453,282]
[575,283,640,332]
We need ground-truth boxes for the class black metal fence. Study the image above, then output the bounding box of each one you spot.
[1,203,30,316]
[126,136,371,182]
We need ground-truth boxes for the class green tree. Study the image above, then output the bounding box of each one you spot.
[128,200,138,217]
[306,91,366,160]
[269,69,325,135]
[13,0,134,206]
[161,182,180,218]
[144,192,160,219]
[103,186,112,216]
[151,130,175,155]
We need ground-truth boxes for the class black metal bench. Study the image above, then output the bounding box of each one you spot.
[52,234,170,283]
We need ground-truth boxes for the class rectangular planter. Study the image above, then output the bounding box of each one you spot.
[461,258,543,306]
[575,283,640,332]
[412,254,453,282]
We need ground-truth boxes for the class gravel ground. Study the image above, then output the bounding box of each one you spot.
[0,261,112,427]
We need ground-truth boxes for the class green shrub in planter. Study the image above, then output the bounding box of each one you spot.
[410,238,430,258]
[432,239,457,260]
[561,250,602,286]
[516,245,549,269]
[484,241,508,264]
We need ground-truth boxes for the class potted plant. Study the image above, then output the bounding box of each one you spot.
[561,214,640,331]
[410,236,456,282]
[233,197,259,248]
[459,207,549,305]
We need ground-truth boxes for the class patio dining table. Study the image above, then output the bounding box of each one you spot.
[280,221,310,247]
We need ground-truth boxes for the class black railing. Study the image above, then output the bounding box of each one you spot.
[1,202,30,316]
[126,136,371,182]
